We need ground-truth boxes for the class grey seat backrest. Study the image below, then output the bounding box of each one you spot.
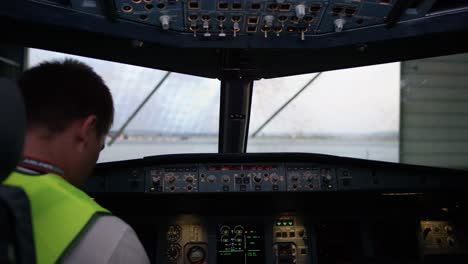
[0,78,36,264]
[0,78,26,180]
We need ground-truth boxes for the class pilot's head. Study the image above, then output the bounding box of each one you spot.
[17,59,114,186]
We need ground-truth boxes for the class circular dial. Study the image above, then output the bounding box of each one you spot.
[166,243,181,262]
[186,246,206,264]
[167,225,182,242]
[220,225,231,235]
[234,225,245,235]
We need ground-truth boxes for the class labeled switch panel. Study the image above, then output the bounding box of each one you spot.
[286,165,337,191]
[147,165,199,193]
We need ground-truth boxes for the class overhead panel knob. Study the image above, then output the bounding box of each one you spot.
[334,18,346,32]
[295,4,306,19]
[160,15,171,30]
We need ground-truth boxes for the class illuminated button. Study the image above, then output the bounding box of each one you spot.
[327,184,333,189]
[288,221,293,226]
[276,221,282,226]
[150,187,155,192]
[240,185,247,192]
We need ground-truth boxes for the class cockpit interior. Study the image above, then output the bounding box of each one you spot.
[2,0,468,263]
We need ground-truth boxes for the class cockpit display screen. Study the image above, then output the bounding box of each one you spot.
[217,223,265,264]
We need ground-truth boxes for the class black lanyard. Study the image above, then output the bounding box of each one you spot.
[18,157,64,177]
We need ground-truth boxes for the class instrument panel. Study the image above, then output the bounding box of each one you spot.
[150,215,468,264]
[155,214,311,264]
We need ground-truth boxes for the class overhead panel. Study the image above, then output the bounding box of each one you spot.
[113,0,413,40]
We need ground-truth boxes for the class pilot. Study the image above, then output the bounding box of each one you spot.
[3,60,150,263]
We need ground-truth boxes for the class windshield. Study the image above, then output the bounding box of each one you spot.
[27,48,468,169]
[28,48,220,162]
[248,64,400,163]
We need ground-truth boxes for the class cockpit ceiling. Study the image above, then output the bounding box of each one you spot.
[1,0,468,78]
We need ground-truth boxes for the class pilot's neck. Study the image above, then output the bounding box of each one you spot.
[23,128,72,183]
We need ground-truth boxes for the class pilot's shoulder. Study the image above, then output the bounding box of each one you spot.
[65,215,150,264]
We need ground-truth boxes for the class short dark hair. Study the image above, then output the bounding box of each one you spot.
[17,59,114,136]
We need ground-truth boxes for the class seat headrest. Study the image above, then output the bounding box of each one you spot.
[0,78,26,181]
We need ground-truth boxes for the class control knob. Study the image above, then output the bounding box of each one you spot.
[447,237,456,247]
[334,18,346,33]
[186,176,194,183]
[295,4,306,19]
[160,15,171,30]
[445,225,454,235]
[222,175,230,184]
[207,175,216,183]
[168,175,176,184]
[187,246,206,263]
[253,174,262,183]
[291,175,299,182]
[271,174,280,183]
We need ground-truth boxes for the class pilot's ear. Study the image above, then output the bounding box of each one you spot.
[77,115,97,151]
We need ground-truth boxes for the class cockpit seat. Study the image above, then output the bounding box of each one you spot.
[0,78,36,263]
